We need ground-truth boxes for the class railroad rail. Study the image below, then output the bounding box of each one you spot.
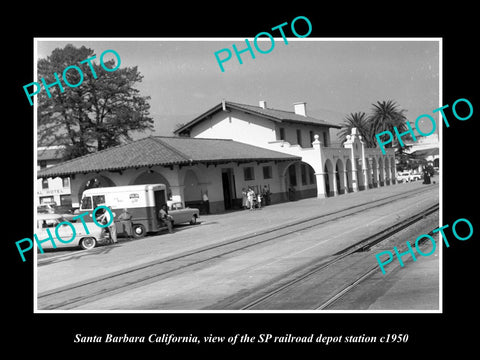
[38,185,438,310]
[237,203,439,310]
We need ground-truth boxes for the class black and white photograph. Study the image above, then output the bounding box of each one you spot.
[6,6,478,355]
[33,38,441,312]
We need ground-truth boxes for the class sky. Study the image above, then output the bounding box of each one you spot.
[36,38,440,144]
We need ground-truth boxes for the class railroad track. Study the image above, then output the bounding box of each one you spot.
[38,185,438,310]
[234,203,439,310]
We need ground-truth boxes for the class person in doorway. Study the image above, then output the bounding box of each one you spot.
[288,186,296,201]
[118,208,133,240]
[257,191,262,209]
[159,204,174,234]
[262,185,271,206]
[96,205,117,244]
[202,191,210,214]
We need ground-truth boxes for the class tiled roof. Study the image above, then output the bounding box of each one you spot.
[228,101,342,127]
[37,136,301,178]
[174,100,342,134]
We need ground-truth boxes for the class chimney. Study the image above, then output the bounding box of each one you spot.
[259,100,267,109]
[293,102,307,116]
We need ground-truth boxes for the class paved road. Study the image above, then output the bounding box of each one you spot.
[36,181,439,311]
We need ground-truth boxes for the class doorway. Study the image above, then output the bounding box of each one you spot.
[222,168,235,210]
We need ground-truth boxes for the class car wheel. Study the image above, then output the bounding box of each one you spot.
[189,215,197,225]
[133,224,146,238]
[80,237,97,250]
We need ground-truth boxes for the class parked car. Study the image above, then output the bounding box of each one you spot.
[410,173,422,181]
[167,201,200,225]
[396,171,411,183]
[396,171,422,183]
[36,213,109,251]
[37,203,56,214]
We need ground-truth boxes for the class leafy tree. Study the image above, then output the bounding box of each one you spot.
[338,112,376,147]
[369,100,410,148]
[37,44,154,160]
[338,100,412,150]
[395,143,414,171]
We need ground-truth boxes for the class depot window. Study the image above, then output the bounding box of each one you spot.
[263,166,272,179]
[244,166,255,181]
[296,129,302,146]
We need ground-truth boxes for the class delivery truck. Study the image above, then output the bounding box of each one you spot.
[79,184,168,238]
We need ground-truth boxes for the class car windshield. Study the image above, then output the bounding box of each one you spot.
[170,203,184,210]
[38,217,64,228]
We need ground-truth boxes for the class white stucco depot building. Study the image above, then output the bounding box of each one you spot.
[175,100,396,199]
[38,100,396,214]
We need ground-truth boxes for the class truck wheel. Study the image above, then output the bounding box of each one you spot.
[80,237,97,250]
[190,216,197,225]
[133,224,146,238]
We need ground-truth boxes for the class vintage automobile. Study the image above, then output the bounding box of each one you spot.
[36,213,109,251]
[410,172,422,181]
[37,203,56,214]
[396,172,410,183]
[396,171,422,183]
[167,201,200,225]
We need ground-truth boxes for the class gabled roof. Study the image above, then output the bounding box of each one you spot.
[37,136,301,178]
[174,100,342,135]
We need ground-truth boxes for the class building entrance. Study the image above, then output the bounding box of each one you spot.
[222,168,236,210]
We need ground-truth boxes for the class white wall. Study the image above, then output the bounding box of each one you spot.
[274,122,331,147]
[189,108,333,150]
[37,177,71,205]
[68,160,290,213]
[189,109,277,146]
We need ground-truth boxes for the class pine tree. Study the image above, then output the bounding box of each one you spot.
[37,44,154,160]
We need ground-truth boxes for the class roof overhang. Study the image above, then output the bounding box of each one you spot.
[36,154,301,179]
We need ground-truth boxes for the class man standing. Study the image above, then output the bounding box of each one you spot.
[118,208,133,240]
[262,185,271,206]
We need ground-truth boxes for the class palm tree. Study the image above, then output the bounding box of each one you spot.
[338,112,376,147]
[369,100,410,148]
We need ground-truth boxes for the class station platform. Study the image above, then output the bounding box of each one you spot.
[37,180,440,299]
